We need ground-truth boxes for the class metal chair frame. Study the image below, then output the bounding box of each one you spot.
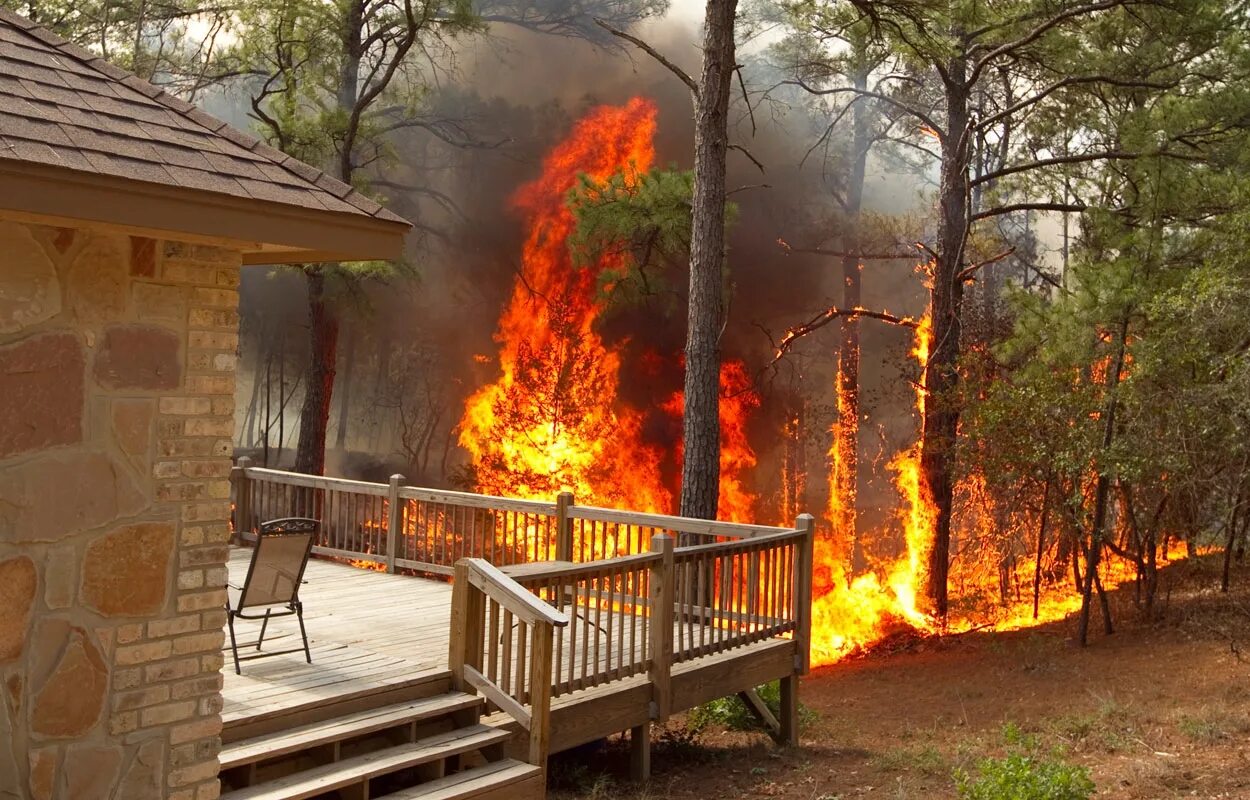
[226,517,317,675]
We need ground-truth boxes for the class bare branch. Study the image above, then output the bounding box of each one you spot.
[594,19,698,95]
[728,143,766,173]
[784,78,947,141]
[956,247,1015,282]
[972,202,1088,221]
[769,305,921,364]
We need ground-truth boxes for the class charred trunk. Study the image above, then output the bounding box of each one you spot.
[922,62,970,619]
[831,63,870,574]
[295,270,340,475]
[680,0,737,521]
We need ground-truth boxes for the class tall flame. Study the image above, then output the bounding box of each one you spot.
[459,98,670,510]
[809,314,936,665]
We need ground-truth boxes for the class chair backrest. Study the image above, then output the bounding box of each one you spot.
[238,518,317,609]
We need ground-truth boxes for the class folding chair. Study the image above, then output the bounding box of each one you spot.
[226,517,317,674]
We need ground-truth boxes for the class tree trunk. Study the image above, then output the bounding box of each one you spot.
[922,60,971,619]
[1077,314,1129,646]
[830,62,871,577]
[295,270,340,475]
[1033,472,1052,619]
[335,324,356,450]
[680,0,737,521]
[293,1,363,476]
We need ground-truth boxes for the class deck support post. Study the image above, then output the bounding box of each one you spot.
[794,514,815,674]
[231,456,252,543]
[448,560,483,692]
[386,474,404,573]
[779,674,800,746]
[630,721,651,781]
[648,534,674,721]
[555,491,575,561]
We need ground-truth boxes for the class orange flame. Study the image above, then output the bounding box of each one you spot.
[809,314,936,665]
[458,98,672,511]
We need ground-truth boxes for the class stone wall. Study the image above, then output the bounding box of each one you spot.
[0,221,239,800]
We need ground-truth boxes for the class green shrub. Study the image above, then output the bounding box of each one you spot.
[955,724,1095,800]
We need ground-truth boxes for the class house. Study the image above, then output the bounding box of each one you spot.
[0,7,409,798]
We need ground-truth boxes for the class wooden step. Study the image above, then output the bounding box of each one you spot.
[222,667,453,744]
[219,692,483,770]
[219,725,511,800]
[387,759,543,800]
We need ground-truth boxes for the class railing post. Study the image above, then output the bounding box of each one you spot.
[448,560,483,692]
[648,534,674,721]
[230,456,252,543]
[527,622,555,772]
[386,474,404,573]
[555,491,574,562]
[794,514,815,675]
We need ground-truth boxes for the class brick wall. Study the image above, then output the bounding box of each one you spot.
[0,220,238,799]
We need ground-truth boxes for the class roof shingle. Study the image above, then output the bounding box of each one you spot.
[0,6,408,227]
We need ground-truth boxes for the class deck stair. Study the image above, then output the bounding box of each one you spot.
[218,691,543,800]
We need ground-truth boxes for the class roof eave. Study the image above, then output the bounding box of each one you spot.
[0,159,411,263]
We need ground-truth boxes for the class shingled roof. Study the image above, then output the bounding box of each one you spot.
[0,6,411,263]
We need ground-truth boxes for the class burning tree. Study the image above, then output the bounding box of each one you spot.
[459,99,673,511]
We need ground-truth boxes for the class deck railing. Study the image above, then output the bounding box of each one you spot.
[231,462,816,740]
[230,460,792,571]
[449,559,568,770]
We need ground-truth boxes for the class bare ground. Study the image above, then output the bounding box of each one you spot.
[549,555,1250,800]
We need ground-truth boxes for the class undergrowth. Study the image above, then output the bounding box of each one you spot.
[954,723,1095,800]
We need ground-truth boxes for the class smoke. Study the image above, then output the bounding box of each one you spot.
[235,10,934,526]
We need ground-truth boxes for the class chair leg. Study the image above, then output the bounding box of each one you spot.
[257,610,271,651]
[295,602,312,664]
[226,611,242,675]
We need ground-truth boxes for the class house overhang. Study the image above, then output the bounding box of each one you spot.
[0,159,410,264]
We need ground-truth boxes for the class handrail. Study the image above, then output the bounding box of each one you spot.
[461,559,570,627]
[568,504,789,539]
[396,485,557,516]
[449,558,567,772]
[673,526,807,556]
[241,466,390,496]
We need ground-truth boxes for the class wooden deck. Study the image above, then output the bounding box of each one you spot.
[221,548,454,740]
[221,548,800,752]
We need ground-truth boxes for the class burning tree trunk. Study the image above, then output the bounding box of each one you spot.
[922,59,971,619]
[681,0,738,520]
[829,62,871,580]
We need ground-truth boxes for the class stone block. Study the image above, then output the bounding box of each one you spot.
[0,451,146,543]
[0,332,85,459]
[0,221,62,333]
[81,522,174,617]
[0,555,36,663]
[62,743,122,799]
[112,398,155,458]
[94,325,182,391]
[116,738,165,799]
[66,233,128,323]
[144,657,199,684]
[130,236,157,277]
[133,282,186,323]
[28,747,57,800]
[43,545,76,610]
[31,627,108,739]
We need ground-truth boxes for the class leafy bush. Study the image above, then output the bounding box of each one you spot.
[955,724,1095,800]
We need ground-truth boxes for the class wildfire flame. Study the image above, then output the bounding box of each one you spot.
[459,98,760,520]
[459,98,671,510]
[809,315,937,665]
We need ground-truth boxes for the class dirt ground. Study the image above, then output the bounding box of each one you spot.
[549,555,1250,800]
